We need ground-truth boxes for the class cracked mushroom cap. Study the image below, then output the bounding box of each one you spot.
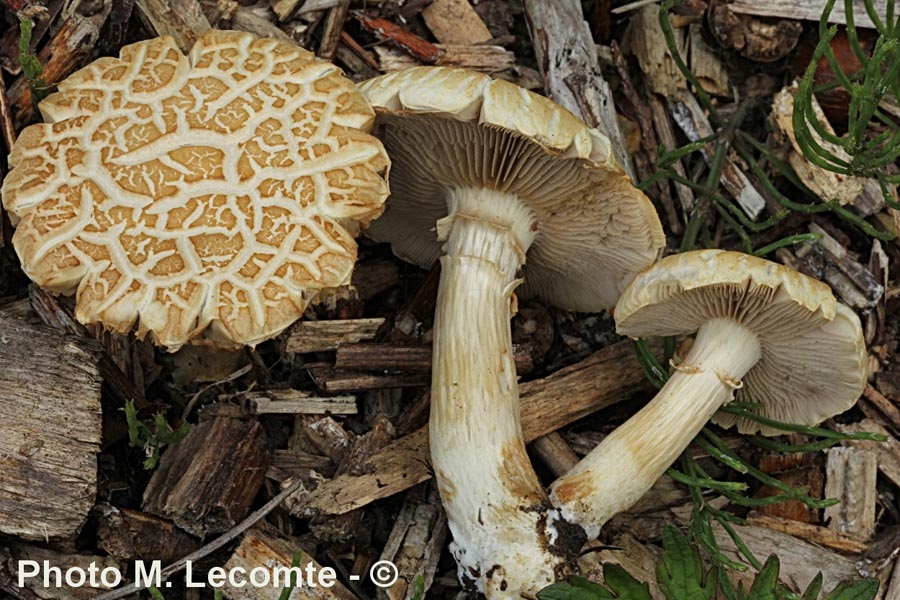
[615,249,868,435]
[358,67,664,312]
[2,30,389,351]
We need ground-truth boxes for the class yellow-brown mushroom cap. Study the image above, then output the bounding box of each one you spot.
[359,66,664,312]
[2,30,389,351]
[615,249,868,435]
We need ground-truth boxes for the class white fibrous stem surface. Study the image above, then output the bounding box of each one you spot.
[431,188,582,598]
[549,318,762,537]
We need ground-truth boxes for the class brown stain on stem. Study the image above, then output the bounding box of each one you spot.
[552,470,595,506]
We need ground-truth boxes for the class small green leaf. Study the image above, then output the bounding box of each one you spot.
[822,578,880,600]
[148,586,166,600]
[277,550,303,600]
[657,526,714,600]
[747,555,780,600]
[538,576,615,600]
[143,450,160,471]
[604,564,651,600]
[409,574,426,600]
[802,574,824,600]
[122,402,189,470]
[123,400,140,447]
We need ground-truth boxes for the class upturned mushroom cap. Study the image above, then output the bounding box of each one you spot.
[615,249,868,435]
[358,67,664,311]
[2,30,389,351]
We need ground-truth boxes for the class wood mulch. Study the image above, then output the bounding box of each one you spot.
[2,0,900,598]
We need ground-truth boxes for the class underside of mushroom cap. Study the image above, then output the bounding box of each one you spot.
[615,249,867,435]
[359,67,665,312]
[2,30,389,351]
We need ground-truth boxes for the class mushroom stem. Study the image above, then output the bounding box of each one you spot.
[431,188,581,598]
[549,317,762,537]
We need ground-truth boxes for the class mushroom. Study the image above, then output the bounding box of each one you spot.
[359,67,665,598]
[1,30,389,351]
[550,249,868,537]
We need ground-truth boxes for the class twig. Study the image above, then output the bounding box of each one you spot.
[340,30,380,71]
[611,0,659,15]
[180,364,253,422]
[0,74,16,153]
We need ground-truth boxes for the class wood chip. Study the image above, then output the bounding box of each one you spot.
[271,448,335,478]
[525,0,635,179]
[883,555,900,600]
[297,0,342,15]
[0,310,102,541]
[231,5,296,42]
[863,384,900,430]
[310,417,395,542]
[317,0,351,59]
[771,83,868,206]
[378,484,447,600]
[670,90,767,219]
[730,0,891,29]
[285,318,385,353]
[421,0,492,45]
[135,0,210,52]
[746,513,869,555]
[307,367,428,392]
[649,92,695,216]
[142,417,271,537]
[754,450,823,524]
[356,14,441,63]
[199,0,236,26]
[581,534,664,600]
[334,341,532,374]
[271,0,300,21]
[222,527,357,600]
[836,419,900,489]
[338,31,381,76]
[95,505,200,563]
[287,339,652,516]
[305,416,352,465]
[688,517,862,592]
[374,43,515,73]
[0,74,15,156]
[855,180,891,218]
[29,286,146,408]
[823,448,877,541]
[688,23,729,97]
[709,1,802,63]
[529,431,580,477]
[249,390,357,415]
[794,224,883,308]
[623,5,686,97]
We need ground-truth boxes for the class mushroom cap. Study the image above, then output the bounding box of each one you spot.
[615,249,868,435]
[358,67,664,312]
[1,30,389,351]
